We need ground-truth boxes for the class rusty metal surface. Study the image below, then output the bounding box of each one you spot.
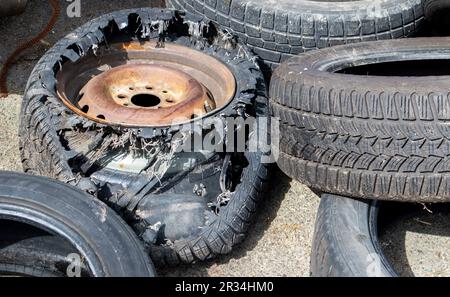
[78,64,214,126]
[56,41,236,127]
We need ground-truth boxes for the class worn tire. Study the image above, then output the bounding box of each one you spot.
[272,37,450,202]
[167,0,425,72]
[311,194,397,277]
[19,8,269,265]
[0,171,155,277]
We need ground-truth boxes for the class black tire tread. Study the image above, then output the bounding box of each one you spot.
[271,38,450,202]
[149,152,270,266]
[278,151,450,202]
[168,0,424,67]
[271,73,450,141]
[310,194,395,277]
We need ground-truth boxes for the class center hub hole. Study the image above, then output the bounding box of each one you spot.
[130,94,161,107]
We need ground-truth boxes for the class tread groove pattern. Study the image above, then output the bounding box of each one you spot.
[271,38,450,202]
[168,0,424,70]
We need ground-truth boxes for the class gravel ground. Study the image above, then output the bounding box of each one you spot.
[0,0,448,277]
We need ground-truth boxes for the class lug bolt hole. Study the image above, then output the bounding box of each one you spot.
[145,86,153,90]
[131,94,161,107]
[117,94,127,99]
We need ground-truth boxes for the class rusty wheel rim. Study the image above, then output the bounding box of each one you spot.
[56,41,236,127]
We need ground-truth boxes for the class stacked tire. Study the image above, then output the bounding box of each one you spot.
[271,33,450,276]
[272,37,450,203]
[168,0,425,74]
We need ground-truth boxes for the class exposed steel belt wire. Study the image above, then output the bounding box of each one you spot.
[0,0,60,98]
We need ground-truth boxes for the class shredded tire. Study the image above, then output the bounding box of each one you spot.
[19,8,270,265]
[139,151,270,266]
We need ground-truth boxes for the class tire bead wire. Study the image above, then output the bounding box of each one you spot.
[0,0,60,98]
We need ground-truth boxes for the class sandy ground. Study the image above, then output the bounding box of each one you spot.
[379,204,450,277]
[0,0,448,277]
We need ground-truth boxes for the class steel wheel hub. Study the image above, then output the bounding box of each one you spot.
[78,64,215,126]
[56,41,236,127]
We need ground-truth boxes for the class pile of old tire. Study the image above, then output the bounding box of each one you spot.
[19,8,270,267]
[271,35,450,276]
[167,0,426,74]
[0,171,155,277]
